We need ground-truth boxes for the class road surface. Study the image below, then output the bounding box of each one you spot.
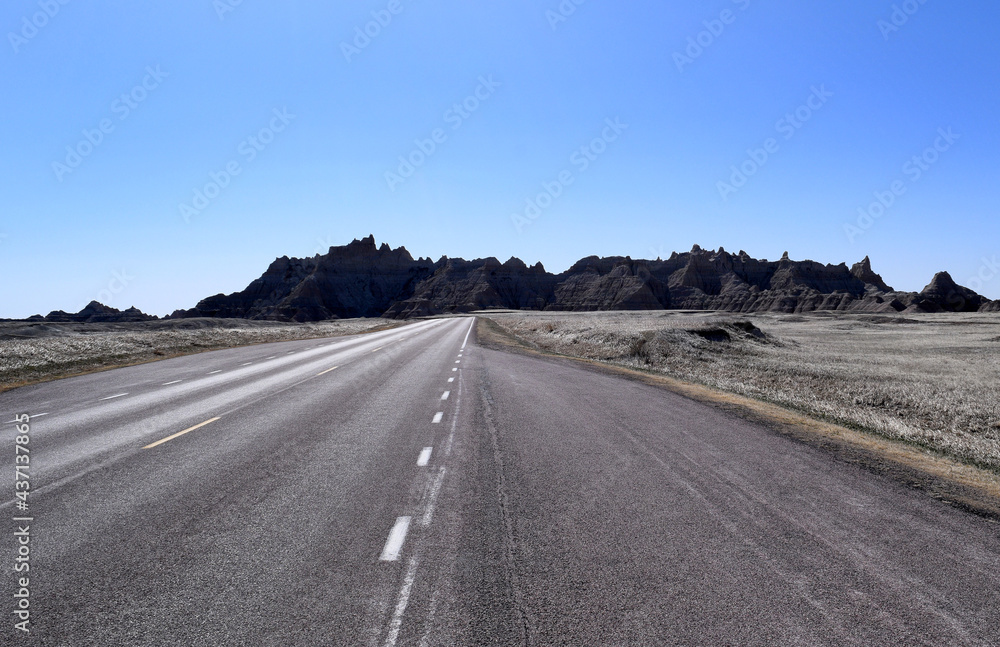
[2,317,998,645]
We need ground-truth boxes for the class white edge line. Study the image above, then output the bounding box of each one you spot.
[379,516,412,562]
[384,556,419,647]
[461,317,474,349]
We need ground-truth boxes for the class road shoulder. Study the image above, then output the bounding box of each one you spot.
[476,316,1000,521]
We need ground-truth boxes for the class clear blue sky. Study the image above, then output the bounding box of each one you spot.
[2,0,998,317]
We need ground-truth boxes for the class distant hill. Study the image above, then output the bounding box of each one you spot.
[24,301,159,323]
[164,236,994,321]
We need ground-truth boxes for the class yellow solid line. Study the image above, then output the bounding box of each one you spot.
[143,417,221,449]
[317,366,339,376]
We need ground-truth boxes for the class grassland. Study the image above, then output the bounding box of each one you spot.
[484,311,1000,471]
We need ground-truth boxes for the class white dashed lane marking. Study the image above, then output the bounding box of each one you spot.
[99,393,128,401]
[379,516,412,562]
[422,467,447,527]
[417,447,432,467]
[447,377,454,383]
[143,416,221,450]
[432,412,443,424]
[208,370,222,375]
[441,391,450,400]
[162,380,183,386]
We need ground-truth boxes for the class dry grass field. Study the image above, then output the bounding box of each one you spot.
[485,311,1000,471]
[0,317,400,392]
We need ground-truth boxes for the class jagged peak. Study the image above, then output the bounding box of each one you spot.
[502,256,528,269]
[923,271,958,291]
[850,255,892,291]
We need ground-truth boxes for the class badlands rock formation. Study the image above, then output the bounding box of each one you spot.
[34,301,157,323]
[170,237,996,320]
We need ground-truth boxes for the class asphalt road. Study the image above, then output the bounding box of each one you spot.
[1,316,998,646]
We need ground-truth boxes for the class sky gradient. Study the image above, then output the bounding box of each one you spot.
[2,0,998,317]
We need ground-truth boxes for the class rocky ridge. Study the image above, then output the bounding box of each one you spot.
[168,236,996,320]
[26,301,158,323]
